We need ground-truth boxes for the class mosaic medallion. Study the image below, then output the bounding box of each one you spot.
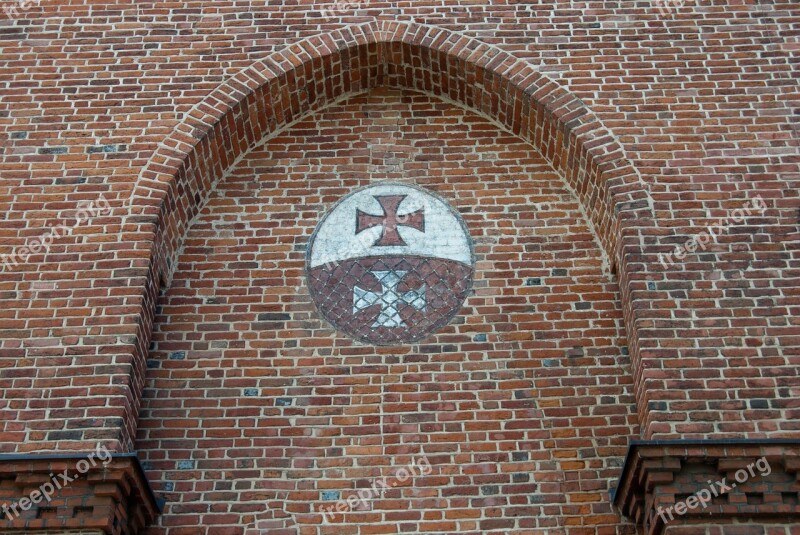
[306,182,474,345]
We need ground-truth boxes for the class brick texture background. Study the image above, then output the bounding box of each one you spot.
[137,89,638,533]
[0,0,798,533]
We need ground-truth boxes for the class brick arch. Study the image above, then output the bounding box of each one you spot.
[128,19,654,442]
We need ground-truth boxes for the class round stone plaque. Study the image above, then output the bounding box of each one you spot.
[306,182,474,345]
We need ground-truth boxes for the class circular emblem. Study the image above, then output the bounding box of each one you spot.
[306,182,474,345]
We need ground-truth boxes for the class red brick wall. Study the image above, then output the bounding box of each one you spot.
[0,0,798,532]
[136,89,638,533]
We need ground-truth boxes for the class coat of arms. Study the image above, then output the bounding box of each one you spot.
[306,182,474,345]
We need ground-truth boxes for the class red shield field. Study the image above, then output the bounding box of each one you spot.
[308,255,473,345]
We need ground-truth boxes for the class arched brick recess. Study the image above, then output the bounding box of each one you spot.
[137,87,640,534]
[127,19,654,446]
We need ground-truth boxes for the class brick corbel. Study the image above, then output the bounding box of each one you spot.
[0,453,161,534]
[613,439,800,535]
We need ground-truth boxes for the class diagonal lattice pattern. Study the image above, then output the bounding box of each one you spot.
[308,255,473,345]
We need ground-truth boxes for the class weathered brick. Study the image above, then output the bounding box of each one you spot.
[0,6,796,535]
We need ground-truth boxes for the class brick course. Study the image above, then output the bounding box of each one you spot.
[0,1,798,533]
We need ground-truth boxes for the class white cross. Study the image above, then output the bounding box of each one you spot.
[353,270,426,328]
